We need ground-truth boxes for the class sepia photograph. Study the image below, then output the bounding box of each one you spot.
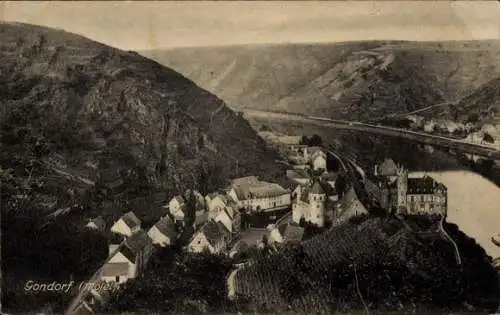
[1,1,500,314]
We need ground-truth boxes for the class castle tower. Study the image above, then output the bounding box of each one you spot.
[396,165,408,212]
[308,182,326,227]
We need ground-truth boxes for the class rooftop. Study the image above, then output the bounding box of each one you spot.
[377,158,398,176]
[101,262,129,277]
[232,179,289,200]
[277,135,302,145]
[119,229,152,262]
[407,176,446,195]
[121,211,141,229]
[199,220,230,247]
[152,216,176,238]
[310,181,325,195]
[278,223,304,242]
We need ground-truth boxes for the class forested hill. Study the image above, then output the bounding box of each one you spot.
[143,40,500,121]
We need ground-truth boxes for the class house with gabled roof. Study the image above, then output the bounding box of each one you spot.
[101,229,153,284]
[147,216,177,247]
[110,211,141,237]
[228,176,291,213]
[334,187,369,225]
[187,220,231,254]
[168,195,186,224]
[267,223,305,244]
[86,216,106,232]
[214,205,241,233]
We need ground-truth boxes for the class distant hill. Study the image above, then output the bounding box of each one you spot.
[0,22,285,221]
[452,77,500,126]
[142,40,500,121]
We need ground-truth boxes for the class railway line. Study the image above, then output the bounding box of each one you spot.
[240,109,500,160]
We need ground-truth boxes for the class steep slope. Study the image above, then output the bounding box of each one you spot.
[142,40,500,120]
[452,77,500,126]
[0,22,285,220]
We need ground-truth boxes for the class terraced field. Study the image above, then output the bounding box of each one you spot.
[231,215,500,313]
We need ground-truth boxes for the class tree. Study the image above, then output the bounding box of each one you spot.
[184,189,197,227]
[309,134,323,147]
[335,173,347,198]
[299,134,322,147]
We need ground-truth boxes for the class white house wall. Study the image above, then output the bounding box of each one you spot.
[242,194,291,212]
[110,219,133,237]
[215,211,233,232]
[188,233,214,253]
[147,226,173,246]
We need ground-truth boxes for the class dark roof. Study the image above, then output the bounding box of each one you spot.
[152,216,176,239]
[120,229,152,262]
[101,262,129,277]
[378,158,398,176]
[231,176,260,186]
[278,223,304,242]
[200,220,229,247]
[337,187,367,219]
[121,211,141,229]
[231,180,289,200]
[322,172,339,181]
[310,181,325,194]
[407,176,439,195]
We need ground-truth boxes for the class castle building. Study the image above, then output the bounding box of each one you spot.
[376,161,448,216]
[292,181,326,227]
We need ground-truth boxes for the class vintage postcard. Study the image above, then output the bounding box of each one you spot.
[1,1,499,314]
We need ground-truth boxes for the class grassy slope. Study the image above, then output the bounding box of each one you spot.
[141,40,500,120]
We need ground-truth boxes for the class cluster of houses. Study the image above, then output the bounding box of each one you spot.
[406,114,500,148]
[265,134,369,234]
[374,158,448,216]
[83,175,300,287]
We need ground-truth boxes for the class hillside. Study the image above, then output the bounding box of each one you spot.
[452,77,500,126]
[231,215,500,313]
[142,40,500,120]
[0,22,285,220]
[0,22,285,311]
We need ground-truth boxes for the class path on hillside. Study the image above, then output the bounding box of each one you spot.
[405,101,456,116]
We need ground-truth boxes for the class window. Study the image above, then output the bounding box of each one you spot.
[115,276,120,283]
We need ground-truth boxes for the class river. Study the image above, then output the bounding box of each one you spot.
[410,170,500,259]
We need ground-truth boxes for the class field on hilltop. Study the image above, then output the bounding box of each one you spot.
[142,40,500,121]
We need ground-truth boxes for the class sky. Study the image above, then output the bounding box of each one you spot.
[2,1,500,50]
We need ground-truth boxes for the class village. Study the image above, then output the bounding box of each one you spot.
[74,130,450,313]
